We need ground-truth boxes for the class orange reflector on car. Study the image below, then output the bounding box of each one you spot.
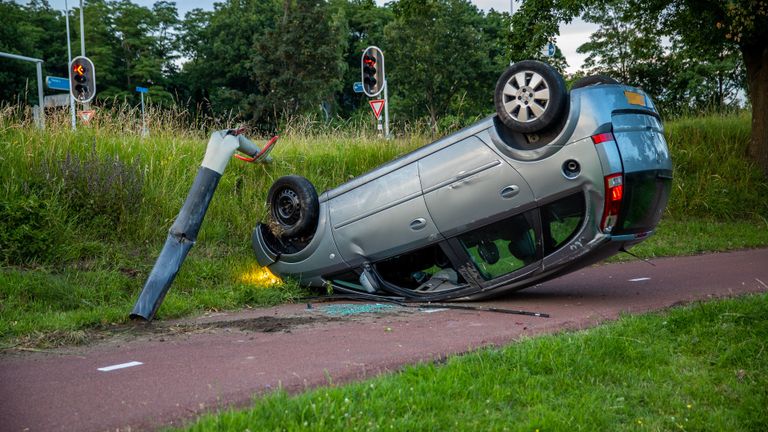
[624,91,646,106]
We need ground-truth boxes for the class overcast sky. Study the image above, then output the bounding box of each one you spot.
[32,0,595,73]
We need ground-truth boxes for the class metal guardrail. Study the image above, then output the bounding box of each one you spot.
[0,51,45,130]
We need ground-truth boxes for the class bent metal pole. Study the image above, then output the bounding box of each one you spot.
[130,131,265,321]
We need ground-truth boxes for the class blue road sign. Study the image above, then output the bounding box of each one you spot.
[135,86,149,93]
[46,76,70,91]
[353,82,364,93]
[547,42,556,57]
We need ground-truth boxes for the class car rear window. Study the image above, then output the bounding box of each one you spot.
[541,193,585,254]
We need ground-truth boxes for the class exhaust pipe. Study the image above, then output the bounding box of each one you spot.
[130,130,276,321]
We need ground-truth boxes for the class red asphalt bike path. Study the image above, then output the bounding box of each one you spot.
[1,248,767,431]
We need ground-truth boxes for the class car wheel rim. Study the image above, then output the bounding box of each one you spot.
[275,189,300,226]
[501,71,550,123]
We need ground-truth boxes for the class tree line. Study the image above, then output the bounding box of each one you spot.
[0,0,760,139]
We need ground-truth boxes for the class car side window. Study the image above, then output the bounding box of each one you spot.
[374,244,465,292]
[458,212,537,281]
[541,192,585,254]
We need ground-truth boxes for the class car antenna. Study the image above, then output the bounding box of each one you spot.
[619,246,656,267]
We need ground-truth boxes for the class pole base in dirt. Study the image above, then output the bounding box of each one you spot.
[128,130,276,321]
[130,234,194,321]
[130,166,222,321]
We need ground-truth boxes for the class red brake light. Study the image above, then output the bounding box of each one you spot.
[601,173,623,233]
[591,132,614,145]
[611,183,623,201]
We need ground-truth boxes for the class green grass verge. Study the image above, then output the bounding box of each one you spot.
[0,249,308,348]
[182,293,768,431]
[609,218,768,261]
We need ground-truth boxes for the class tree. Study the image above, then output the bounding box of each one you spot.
[1,0,178,108]
[250,0,346,125]
[330,0,393,116]
[384,0,499,129]
[178,0,281,123]
[0,0,67,104]
[176,7,214,111]
[643,0,768,175]
[577,1,665,83]
[72,0,124,100]
[576,0,744,117]
[508,0,577,73]
[660,39,744,115]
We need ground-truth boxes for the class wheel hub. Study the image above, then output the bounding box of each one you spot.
[516,86,535,105]
[276,189,300,226]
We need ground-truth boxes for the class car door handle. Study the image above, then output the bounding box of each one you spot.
[500,185,520,199]
[410,218,427,231]
[455,160,501,181]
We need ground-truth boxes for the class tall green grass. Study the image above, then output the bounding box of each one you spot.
[0,104,424,262]
[664,112,768,222]
[1,105,766,345]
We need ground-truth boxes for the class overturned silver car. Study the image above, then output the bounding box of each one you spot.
[252,61,672,301]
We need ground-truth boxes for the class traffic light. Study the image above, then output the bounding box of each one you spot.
[361,46,384,97]
[362,54,378,91]
[69,56,96,103]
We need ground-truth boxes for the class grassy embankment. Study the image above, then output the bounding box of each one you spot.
[183,292,768,431]
[1,107,767,347]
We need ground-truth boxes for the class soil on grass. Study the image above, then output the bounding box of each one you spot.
[1,303,411,354]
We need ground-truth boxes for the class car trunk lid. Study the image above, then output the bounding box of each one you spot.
[611,111,673,236]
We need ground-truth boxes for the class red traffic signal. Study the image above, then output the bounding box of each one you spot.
[69,56,96,103]
[361,46,384,97]
[363,55,377,88]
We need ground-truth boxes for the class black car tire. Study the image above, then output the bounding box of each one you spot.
[572,74,619,89]
[494,60,567,134]
[267,175,319,238]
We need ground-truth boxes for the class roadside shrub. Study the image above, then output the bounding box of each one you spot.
[53,145,145,234]
[0,192,72,265]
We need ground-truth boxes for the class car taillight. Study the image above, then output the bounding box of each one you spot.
[591,132,614,145]
[601,173,623,233]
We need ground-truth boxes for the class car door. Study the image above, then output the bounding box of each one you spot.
[418,136,535,237]
[444,207,542,290]
[329,162,441,265]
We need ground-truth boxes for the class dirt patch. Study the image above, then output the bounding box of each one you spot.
[124,314,344,338]
[1,302,412,354]
[207,315,342,333]
[1,314,347,355]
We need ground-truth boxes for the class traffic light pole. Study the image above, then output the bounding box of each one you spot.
[383,79,390,139]
[65,0,76,131]
[79,0,89,111]
[35,61,44,130]
[79,0,85,57]
[140,91,148,137]
[361,46,389,138]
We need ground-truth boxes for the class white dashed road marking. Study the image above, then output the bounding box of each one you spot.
[628,277,651,282]
[97,361,143,372]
